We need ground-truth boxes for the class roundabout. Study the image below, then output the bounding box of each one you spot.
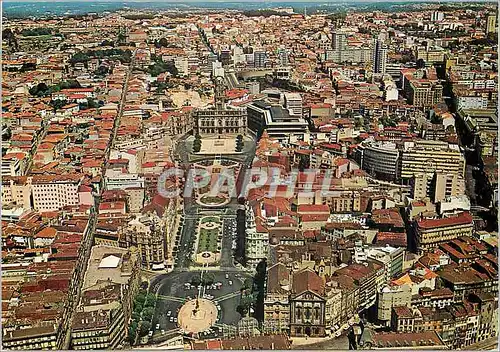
[178,298,218,334]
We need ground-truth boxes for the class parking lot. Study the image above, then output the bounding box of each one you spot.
[150,269,251,340]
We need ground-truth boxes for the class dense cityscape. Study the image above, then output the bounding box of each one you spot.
[1,1,498,350]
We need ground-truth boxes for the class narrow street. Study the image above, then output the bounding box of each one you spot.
[61,49,135,349]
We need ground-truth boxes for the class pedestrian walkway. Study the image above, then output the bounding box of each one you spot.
[157,294,186,303]
[214,291,240,303]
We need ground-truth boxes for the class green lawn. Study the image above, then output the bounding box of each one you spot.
[200,195,226,205]
[197,228,219,253]
[200,216,221,224]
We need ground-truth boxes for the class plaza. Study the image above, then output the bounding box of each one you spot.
[178,298,218,334]
[193,216,222,265]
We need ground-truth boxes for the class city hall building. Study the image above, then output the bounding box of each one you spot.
[193,76,247,136]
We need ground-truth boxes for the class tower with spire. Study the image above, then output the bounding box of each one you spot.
[214,76,226,110]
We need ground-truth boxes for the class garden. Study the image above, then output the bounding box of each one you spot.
[128,287,157,345]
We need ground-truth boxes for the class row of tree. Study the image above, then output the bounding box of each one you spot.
[236,259,267,325]
[128,291,157,344]
[235,134,244,152]
[69,49,133,66]
[29,80,81,97]
[21,27,52,37]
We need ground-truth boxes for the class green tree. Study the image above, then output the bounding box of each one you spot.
[141,307,154,321]
[87,98,99,109]
[94,65,109,77]
[21,27,52,36]
[134,293,146,305]
[235,134,244,152]
[50,99,67,112]
[159,37,168,48]
[147,58,178,77]
[193,134,202,153]
[144,294,157,308]
[193,140,202,153]
[202,273,215,286]
[139,321,151,337]
[128,320,138,344]
[242,278,253,291]
[190,276,201,286]
[29,82,50,97]
[133,304,143,315]
[253,258,267,323]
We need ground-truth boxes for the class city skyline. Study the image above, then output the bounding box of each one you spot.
[1,2,498,351]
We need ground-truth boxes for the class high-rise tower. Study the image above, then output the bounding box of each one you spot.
[372,39,388,75]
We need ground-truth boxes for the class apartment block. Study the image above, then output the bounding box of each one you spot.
[71,309,125,350]
[400,140,465,182]
[413,212,474,253]
[401,68,443,108]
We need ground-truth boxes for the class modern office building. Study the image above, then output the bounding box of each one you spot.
[254,50,267,68]
[353,141,400,182]
[3,323,59,350]
[278,48,290,66]
[332,30,347,52]
[30,174,83,212]
[71,308,125,350]
[246,99,308,140]
[411,171,465,202]
[431,11,445,22]
[377,284,412,325]
[284,92,303,117]
[245,205,269,270]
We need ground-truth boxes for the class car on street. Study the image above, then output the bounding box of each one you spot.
[167,311,171,316]
[156,324,160,330]
[225,274,229,279]
[228,280,232,285]
[170,317,174,322]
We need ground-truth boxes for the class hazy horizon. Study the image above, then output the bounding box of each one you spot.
[3,0,497,3]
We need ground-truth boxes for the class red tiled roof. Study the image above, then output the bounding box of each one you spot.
[292,268,325,295]
[417,212,473,230]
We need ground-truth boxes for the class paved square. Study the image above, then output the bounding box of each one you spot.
[178,298,218,334]
[199,138,237,154]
